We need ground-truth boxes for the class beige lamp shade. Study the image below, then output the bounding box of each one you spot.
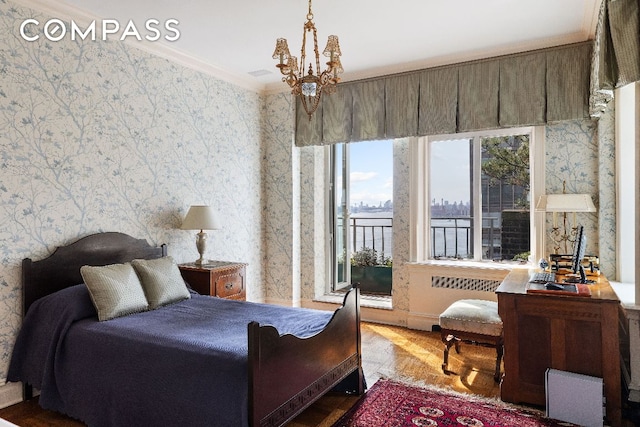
[535,194,596,212]
[181,205,221,230]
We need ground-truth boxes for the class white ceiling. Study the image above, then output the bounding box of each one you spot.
[24,0,602,94]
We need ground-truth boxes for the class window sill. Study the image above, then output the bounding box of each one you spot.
[407,259,531,271]
[314,292,393,310]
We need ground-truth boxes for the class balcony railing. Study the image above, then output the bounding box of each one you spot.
[341,215,502,262]
[338,217,393,259]
[430,216,501,259]
[343,216,393,261]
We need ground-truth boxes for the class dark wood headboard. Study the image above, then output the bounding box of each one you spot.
[22,232,166,316]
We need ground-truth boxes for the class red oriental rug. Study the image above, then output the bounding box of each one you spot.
[332,379,577,427]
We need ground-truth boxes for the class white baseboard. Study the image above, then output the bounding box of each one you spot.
[361,306,406,326]
[407,313,439,331]
[265,295,437,331]
[0,383,23,409]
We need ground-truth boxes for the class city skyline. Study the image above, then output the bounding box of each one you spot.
[346,138,472,207]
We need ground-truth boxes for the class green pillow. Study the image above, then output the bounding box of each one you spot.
[131,256,190,309]
[80,263,149,321]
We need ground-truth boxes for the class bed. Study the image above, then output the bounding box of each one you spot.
[7,232,363,427]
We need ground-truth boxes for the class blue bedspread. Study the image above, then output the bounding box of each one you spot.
[7,285,333,427]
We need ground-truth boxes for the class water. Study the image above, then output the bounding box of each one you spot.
[431,218,472,258]
[346,212,393,261]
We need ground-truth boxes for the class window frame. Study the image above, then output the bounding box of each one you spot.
[326,140,395,296]
[410,126,545,264]
[327,142,352,292]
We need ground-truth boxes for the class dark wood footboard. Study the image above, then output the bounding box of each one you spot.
[248,287,363,427]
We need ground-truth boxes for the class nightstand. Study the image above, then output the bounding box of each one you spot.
[178,261,247,301]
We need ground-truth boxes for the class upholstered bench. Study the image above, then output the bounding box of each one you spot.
[438,299,504,382]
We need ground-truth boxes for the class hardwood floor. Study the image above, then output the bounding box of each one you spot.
[1,322,636,426]
[288,322,501,427]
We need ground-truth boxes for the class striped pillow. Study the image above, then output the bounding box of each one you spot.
[131,256,190,309]
[81,262,149,321]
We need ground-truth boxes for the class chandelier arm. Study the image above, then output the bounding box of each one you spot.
[312,26,321,76]
[300,23,308,80]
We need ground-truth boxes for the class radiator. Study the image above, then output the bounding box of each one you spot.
[545,368,604,427]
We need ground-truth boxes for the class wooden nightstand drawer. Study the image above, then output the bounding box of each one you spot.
[214,269,244,299]
[178,261,247,301]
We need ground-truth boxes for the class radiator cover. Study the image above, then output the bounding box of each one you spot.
[545,368,604,427]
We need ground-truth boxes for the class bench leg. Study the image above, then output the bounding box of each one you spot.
[441,334,460,373]
[494,341,504,383]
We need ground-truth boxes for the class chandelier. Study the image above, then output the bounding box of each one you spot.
[272,0,343,119]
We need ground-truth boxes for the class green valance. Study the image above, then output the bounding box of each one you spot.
[590,0,640,116]
[296,42,593,146]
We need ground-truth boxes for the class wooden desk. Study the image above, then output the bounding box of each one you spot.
[496,269,621,426]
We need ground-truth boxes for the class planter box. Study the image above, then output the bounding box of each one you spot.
[350,266,392,295]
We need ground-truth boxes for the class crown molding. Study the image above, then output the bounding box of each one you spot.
[13,0,266,94]
[317,33,591,88]
[583,0,603,39]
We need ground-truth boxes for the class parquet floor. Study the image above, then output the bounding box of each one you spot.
[0,322,636,426]
[288,322,501,427]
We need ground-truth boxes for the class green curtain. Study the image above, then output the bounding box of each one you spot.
[295,42,593,146]
[591,0,640,116]
[418,67,458,135]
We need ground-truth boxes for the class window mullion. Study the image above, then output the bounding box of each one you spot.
[410,138,427,261]
[473,136,483,261]
[422,138,430,260]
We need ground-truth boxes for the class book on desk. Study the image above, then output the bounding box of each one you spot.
[526,270,593,297]
[526,281,592,297]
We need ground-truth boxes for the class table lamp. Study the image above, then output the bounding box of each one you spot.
[535,193,596,254]
[181,205,221,265]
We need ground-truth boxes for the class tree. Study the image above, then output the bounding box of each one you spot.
[481,135,530,189]
[482,135,530,208]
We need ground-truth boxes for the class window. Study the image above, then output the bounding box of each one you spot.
[412,127,544,263]
[329,140,393,295]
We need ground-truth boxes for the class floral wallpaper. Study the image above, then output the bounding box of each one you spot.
[0,0,267,382]
[596,106,616,279]
[390,139,411,312]
[545,118,616,278]
[262,92,296,303]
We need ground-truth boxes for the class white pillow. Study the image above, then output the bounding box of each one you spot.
[131,256,190,309]
[80,263,149,321]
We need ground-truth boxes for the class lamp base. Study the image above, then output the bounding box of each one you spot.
[194,230,208,266]
[194,257,207,266]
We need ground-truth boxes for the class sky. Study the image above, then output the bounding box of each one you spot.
[348,140,393,207]
[345,138,471,208]
[430,139,471,204]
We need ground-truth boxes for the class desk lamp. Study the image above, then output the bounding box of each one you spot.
[181,205,221,265]
[535,193,595,254]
